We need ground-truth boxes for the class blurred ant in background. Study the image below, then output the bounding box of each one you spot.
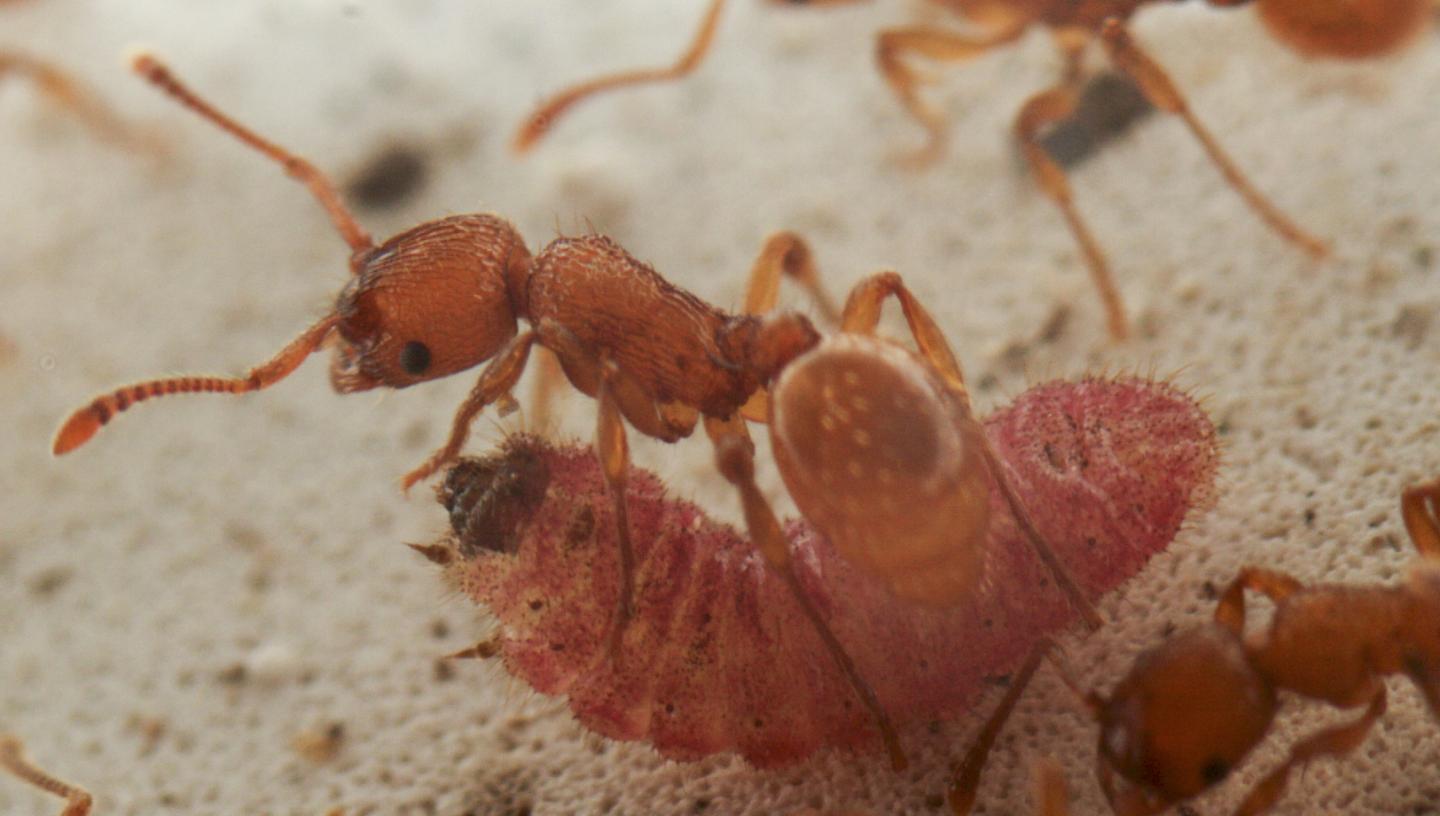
[514,0,1431,338]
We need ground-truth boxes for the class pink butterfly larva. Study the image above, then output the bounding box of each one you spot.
[418,375,1218,768]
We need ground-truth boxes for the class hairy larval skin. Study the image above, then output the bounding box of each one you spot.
[431,376,1217,767]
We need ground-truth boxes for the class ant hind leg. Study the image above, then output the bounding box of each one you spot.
[705,412,907,771]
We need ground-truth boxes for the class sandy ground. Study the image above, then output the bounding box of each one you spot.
[2,1,1439,814]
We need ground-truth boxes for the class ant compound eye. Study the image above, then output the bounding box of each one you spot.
[1200,758,1230,785]
[400,341,432,375]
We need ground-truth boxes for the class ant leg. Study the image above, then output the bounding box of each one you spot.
[737,231,842,423]
[1231,684,1386,816]
[948,640,1049,815]
[1098,20,1329,261]
[512,0,729,153]
[128,53,374,266]
[400,331,538,491]
[743,232,841,325]
[1401,477,1440,558]
[54,313,340,455]
[841,271,1102,628]
[875,22,1025,164]
[1213,567,1304,635]
[1015,85,1129,340]
[594,356,640,660]
[525,349,566,435]
[0,736,92,816]
[1030,757,1071,816]
[705,412,907,771]
[0,52,154,151]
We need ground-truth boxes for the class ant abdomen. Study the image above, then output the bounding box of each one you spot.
[769,334,991,606]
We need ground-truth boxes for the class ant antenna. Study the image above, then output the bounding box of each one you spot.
[52,314,339,454]
[128,51,375,266]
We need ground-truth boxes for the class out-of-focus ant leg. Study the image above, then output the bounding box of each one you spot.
[0,736,92,816]
[513,0,729,152]
[1099,20,1329,261]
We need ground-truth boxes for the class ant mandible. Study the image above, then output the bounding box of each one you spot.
[946,475,1440,816]
[53,53,1101,771]
[513,0,1431,339]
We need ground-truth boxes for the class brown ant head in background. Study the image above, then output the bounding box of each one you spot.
[1254,0,1431,59]
[1095,626,1277,811]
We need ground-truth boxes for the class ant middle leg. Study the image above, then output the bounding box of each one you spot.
[705,411,907,770]
[0,735,92,816]
[1098,20,1329,262]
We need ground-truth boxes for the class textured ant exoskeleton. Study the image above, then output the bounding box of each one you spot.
[513,0,1432,338]
[52,53,1119,770]
[947,476,1440,816]
[422,373,1216,766]
[0,735,92,816]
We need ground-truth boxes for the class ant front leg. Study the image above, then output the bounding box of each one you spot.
[512,0,729,153]
[1098,20,1329,262]
[1232,683,1386,816]
[1014,84,1129,340]
[841,271,1102,627]
[1212,567,1304,635]
[400,331,538,491]
[705,412,907,771]
[874,23,1026,165]
[0,736,92,816]
[1401,476,1440,557]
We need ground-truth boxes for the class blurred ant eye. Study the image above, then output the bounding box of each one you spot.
[400,341,432,375]
[1201,757,1230,785]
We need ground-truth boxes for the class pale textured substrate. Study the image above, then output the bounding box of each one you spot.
[1,2,1438,814]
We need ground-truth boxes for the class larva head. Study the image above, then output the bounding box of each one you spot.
[768,333,989,606]
[330,214,530,392]
[1095,625,1276,813]
[1253,0,1430,59]
[438,436,551,559]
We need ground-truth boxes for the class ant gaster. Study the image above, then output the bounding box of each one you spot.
[512,0,1431,339]
[54,54,1101,770]
[948,476,1440,815]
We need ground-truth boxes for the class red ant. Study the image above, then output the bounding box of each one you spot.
[0,735,92,816]
[946,475,1440,815]
[52,53,1106,771]
[512,0,1431,339]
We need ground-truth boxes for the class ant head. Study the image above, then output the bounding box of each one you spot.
[330,214,531,392]
[768,333,989,606]
[1096,625,1277,809]
[1253,0,1430,59]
